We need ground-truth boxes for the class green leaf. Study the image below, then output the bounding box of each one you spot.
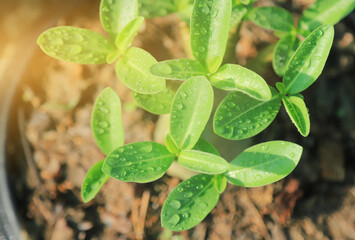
[225,141,303,187]
[102,142,174,183]
[210,64,272,101]
[193,138,220,156]
[115,47,166,94]
[115,16,144,54]
[282,95,310,137]
[170,77,214,150]
[191,0,232,73]
[298,0,355,36]
[150,59,207,81]
[37,27,115,64]
[92,87,124,155]
[100,0,138,39]
[165,133,180,155]
[139,0,178,18]
[161,174,220,231]
[215,174,227,193]
[81,160,109,203]
[230,4,248,28]
[283,25,334,94]
[248,6,294,32]
[132,87,175,115]
[214,87,281,140]
[272,34,300,76]
[178,150,229,174]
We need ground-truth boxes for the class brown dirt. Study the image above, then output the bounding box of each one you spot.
[3,0,355,239]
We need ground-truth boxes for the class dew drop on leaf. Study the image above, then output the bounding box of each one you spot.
[169,200,181,209]
[168,214,180,226]
[184,192,193,198]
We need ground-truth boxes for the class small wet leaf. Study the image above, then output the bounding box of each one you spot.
[283,25,334,94]
[226,141,303,187]
[191,0,232,73]
[81,160,109,203]
[139,0,179,18]
[102,142,174,183]
[214,87,281,140]
[91,87,124,155]
[193,137,220,156]
[178,150,229,174]
[210,64,272,101]
[37,27,115,64]
[115,16,144,54]
[273,34,300,77]
[115,47,166,94]
[170,76,213,150]
[282,95,310,137]
[100,0,138,39]
[150,59,207,80]
[161,174,220,231]
[298,0,355,36]
[248,6,294,32]
[230,4,248,28]
[132,87,175,115]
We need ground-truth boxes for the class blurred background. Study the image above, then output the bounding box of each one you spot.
[1,0,355,239]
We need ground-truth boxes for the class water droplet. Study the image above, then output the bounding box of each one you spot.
[68,45,82,55]
[289,152,296,158]
[170,200,181,209]
[99,107,109,113]
[52,38,63,45]
[98,121,109,128]
[317,29,324,36]
[118,148,124,153]
[181,212,190,219]
[200,202,208,208]
[96,128,105,134]
[156,63,172,74]
[200,27,207,35]
[184,192,193,198]
[73,32,84,41]
[181,92,188,98]
[168,214,180,226]
[177,187,183,192]
[141,143,153,153]
[201,4,210,15]
[120,170,126,177]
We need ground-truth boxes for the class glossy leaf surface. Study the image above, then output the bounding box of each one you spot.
[283,25,334,94]
[273,34,300,76]
[214,88,281,140]
[81,160,109,203]
[161,174,220,231]
[132,87,175,115]
[193,138,220,156]
[298,0,355,36]
[91,87,124,155]
[178,150,229,174]
[230,4,248,28]
[115,47,165,94]
[191,0,232,73]
[100,0,138,38]
[210,64,272,101]
[170,77,213,150]
[139,0,178,18]
[226,141,303,187]
[150,59,207,80]
[249,6,294,32]
[37,27,115,64]
[282,95,310,137]
[115,17,144,53]
[102,142,174,183]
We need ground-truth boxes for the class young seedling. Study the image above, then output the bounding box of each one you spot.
[37,0,166,95]
[37,0,355,233]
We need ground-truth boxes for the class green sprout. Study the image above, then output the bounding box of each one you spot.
[37,0,355,232]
